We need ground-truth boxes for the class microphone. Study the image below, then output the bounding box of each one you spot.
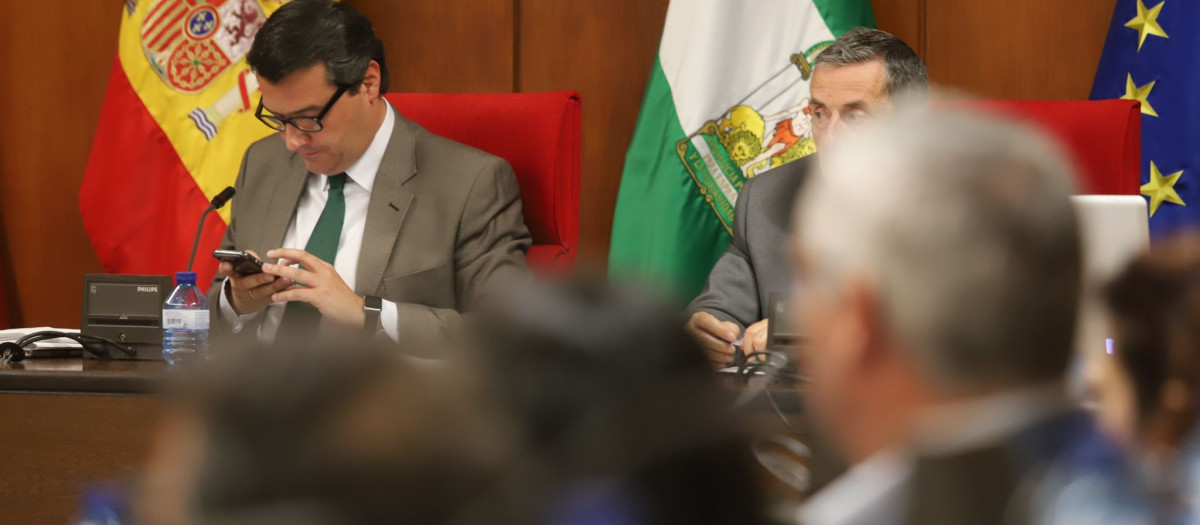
[209,186,236,209]
[186,186,236,272]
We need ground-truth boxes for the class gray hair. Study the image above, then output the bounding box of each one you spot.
[814,28,928,98]
[795,109,1081,390]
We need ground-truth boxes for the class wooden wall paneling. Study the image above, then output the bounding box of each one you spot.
[872,0,924,56]
[0,0,13,329]
[352,0,516,93]
[518,0,671,269]
[923,0,1118,100]
[0,4,116,328]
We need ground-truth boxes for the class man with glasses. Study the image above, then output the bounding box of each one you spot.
[210,0,532,346]
[684,29,927,366]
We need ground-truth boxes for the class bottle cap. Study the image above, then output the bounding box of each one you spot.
[175,271,198,284]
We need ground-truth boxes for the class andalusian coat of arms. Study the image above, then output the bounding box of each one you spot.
[676,42,832,233]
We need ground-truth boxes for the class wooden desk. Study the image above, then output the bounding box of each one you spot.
[0,359,167,525]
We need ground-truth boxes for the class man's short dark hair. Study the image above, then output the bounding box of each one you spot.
[248,0,390,94]
[185,341,526,524]
[1106,234,1200,423]
[814,28,927,98]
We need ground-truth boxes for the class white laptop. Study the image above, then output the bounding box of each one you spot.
[1071,195,1149,361]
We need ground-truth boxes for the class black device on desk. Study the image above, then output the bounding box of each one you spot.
[71,186,235,362]
[80,274,174,360]
[766,294,803,353]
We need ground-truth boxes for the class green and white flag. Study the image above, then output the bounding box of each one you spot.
[608,0,875,303]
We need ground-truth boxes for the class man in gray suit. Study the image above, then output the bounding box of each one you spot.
[685,29,927,363]
[209,0,531,346]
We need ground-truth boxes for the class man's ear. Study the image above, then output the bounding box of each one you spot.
[843,277,890,370]
[360,60,382,101]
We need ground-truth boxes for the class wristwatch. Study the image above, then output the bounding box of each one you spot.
[363,295,382,336]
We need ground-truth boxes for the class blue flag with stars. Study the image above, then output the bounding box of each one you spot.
[1091,0,1200,235]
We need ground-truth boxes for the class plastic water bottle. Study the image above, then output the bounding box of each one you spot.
[162,271,209,365]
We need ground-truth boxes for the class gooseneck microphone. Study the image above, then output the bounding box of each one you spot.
[186,186,236,272]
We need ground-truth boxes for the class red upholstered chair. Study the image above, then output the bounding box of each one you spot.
[384,91,581,275]
[954,99,1141,195]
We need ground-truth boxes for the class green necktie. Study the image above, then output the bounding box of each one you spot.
[279,174,347,334]
[302,173,347,264]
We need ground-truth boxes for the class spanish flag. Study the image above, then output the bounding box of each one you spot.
[81,0,286,289]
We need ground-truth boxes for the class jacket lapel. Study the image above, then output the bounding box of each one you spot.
[258,152,309,261]
[356,106,417,295]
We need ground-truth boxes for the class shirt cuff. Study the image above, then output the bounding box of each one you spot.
[219,277,262,333]
[381,299,399,341]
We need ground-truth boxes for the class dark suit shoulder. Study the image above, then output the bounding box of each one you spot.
[734,156,813,230]
[743,156,812,199]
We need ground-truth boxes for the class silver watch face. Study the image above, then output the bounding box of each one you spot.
[363,296,382,313]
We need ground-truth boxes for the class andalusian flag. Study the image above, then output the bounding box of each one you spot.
[1091,0,1200,236]
[81,0,286,289]
[608,0,875,303]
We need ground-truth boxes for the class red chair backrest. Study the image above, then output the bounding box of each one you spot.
[953,99,1141,195]
[385,91,581,275]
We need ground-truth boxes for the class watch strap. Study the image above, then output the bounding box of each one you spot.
[363,295,383,335]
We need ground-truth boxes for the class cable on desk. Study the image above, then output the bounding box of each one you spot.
[736,351,804,437]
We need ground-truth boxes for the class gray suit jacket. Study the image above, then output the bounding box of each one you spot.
[686,157,812,330]
[209,106,532,345]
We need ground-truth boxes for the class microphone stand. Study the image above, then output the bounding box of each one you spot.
[186,187,235,272]
[186,206,217,272]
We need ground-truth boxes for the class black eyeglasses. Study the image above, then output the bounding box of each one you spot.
[255,83,353,132]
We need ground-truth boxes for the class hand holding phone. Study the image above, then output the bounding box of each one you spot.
[212,249,265,276]
[213,249,290,316]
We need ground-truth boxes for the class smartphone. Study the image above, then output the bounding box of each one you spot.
[212,249,264,276]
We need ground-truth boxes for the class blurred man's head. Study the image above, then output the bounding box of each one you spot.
[1100,234,1200,454]
[791,109,1081,461]
[136,342,524,525]
[809,28,927,153]
[474,278,771,525]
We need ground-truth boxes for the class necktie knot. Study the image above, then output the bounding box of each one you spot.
[327,173,347,192]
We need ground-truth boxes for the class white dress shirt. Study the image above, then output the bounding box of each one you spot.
[220,102,400,342]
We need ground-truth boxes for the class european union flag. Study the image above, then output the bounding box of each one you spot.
[1091,0,1200,235]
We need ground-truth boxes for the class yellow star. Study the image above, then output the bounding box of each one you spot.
[1122,74,1159,117]
[1141,161,1186,216]
[1125,0,1169,51]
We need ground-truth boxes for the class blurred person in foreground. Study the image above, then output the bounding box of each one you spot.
[132,341,529,525]
[791,108,1147,525]
[685,28,928,364]
[471,278,773,525]
[133,279,773,525]
[1095,233,1200,523]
